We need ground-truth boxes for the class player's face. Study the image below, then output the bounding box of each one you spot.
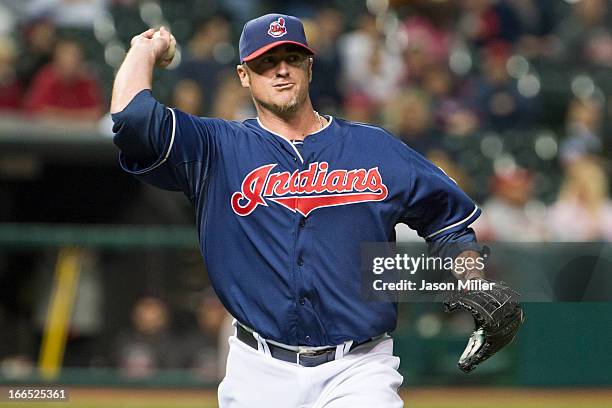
[237,45,312,115]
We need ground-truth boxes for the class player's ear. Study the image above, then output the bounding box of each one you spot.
[236,64,250,88]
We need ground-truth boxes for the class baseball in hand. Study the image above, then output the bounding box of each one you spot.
[153,29,176,68]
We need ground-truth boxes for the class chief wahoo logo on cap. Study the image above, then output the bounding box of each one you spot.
[268,17,287,38]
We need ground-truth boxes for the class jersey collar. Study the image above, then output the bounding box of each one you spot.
[255,115,334,139]
[250,115,337,163]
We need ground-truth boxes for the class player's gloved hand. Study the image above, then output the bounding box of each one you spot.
[443,279,524,373]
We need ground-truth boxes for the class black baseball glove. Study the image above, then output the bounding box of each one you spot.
[443,279,524,373]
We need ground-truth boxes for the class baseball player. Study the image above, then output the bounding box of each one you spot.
[111,14,523,407]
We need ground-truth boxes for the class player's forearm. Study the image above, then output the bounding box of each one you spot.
[110,43,156,114]
[427,228,486,280]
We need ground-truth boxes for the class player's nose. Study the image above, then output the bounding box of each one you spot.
[275,59,291,76]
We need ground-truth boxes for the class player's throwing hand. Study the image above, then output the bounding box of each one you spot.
[130,26,176,68]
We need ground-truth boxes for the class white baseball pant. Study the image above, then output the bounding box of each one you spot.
[218,331,404,407]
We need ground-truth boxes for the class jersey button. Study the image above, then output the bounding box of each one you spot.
[299,218,306,228]
[297,258,304,266]
[305,335,311,343]
[293,156,297,161]
[299,298,306,305]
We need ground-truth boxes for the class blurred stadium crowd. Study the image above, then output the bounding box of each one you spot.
[0,0,611,383]
[0,0,611,240]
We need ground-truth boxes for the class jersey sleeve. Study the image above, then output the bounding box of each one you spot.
[111,89,223,202]
[400,148,481,241]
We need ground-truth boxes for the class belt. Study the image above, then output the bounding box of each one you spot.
[236,324,375,367]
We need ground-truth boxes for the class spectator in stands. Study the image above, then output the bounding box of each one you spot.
[422,65,479,137]
[457,0,522,49]
[427,149,473,194]
[473,167,547,242]
[343,91,376,124]
[400,14,452,86]
[24,0,109,29]
[211,70,254,120]
[179,289,230,382]
[113,296,179,379]
[305,8,344,114]
[548,156,612,241]
[0,2,17,37]
[382,89,439,156]
[178,15,233,116]
[554,0,612,68]
[16,18,56,89]
[171,79,204,116]
[24,38,104,120]
[0,36,23,110]
[559,97,603,163]
[468,41,537,130]
[509,0,557,58]
[338,12,404,108]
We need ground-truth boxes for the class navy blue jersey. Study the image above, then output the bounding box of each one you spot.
[112,90,481,346]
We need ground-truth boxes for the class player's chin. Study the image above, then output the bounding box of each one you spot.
[271,96,300,112]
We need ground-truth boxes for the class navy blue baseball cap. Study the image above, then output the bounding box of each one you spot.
[239,13,315,63]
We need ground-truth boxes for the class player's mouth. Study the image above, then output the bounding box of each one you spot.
[274,82,294,90]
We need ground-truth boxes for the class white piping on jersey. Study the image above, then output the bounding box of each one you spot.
[426,205,479,239]
[130,107,177,174]
[347,121,382,132]
[164,108,177,162]
[287,139,304,164]
[255,116,334,165]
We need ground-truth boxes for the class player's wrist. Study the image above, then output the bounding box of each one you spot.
[464,270,486,281]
